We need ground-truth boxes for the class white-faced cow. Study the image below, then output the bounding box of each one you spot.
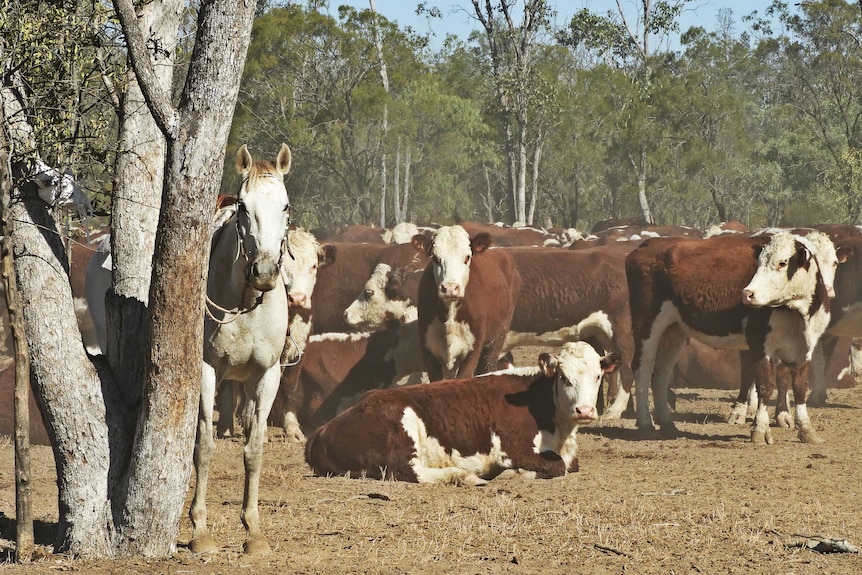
[305,341,620,484]
[272,323,426,438]
[626,230,836,444]
[415,226,521,380]
[216,227,334,439]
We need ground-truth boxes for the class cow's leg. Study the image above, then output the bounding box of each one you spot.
[807,336,835,407]
[774,362,793,428]
[240,364,280,554]
[750,357,774,445]
[651,324,686,437]
[728,350,754,424]
[190,364,219,554]
[790,361,823,444]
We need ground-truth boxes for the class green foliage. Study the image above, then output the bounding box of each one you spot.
[2,0,124,214]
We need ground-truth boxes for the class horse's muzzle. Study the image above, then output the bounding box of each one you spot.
[249,258,280,292]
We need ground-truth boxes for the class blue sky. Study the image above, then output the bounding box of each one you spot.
[332,1,778,50]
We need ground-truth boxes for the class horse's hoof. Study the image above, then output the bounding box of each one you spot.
[190,534,219,554]
[750,428,774,445]
[775,412,793,429]
[244,537,272,555]
[798,428,825,444]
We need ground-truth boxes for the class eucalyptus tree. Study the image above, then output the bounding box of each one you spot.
[229,3,427,229]
[2,0,258,558]
[558,0,690,224]
[469,0,554,225]
[758,0,862,222]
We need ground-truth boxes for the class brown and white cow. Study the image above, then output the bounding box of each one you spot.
[305,341,620,484]
[626,230,836,444]
[271,322,426,438]
[311,241,429,334]
[218,227,334,438]
[415,226,521,380]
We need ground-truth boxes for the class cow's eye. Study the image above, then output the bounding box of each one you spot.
[364,289,374,299]
[777,260,788,269]
[560,375,572,387]
[464,254,471,265]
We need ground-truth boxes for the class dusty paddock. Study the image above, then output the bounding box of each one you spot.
[0,387,860,574]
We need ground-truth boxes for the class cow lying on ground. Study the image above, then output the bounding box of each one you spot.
[626,230,837,444]
[270,321,426,439]
[305,341,620,484]
[416,226,521,380]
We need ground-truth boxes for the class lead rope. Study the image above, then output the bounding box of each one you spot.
[281,330,303,369]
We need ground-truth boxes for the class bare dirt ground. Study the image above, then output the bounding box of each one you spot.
[0,383,860,575]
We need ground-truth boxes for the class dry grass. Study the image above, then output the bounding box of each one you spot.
[0,387,860,574]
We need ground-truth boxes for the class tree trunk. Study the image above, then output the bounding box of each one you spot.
[400,148,411,222]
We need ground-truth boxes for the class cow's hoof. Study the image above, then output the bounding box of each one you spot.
[727,404,747,425]
[190,534,219,554]
[658,424,679,439]
[463,473,489,487]
[775,412,793,429]
[808,392,827,407]
[603,408,623,420]
[798,427,825,444]
[243,537,272,555]
[750,428,774,445]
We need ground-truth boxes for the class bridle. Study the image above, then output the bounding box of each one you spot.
[204,174,293,325]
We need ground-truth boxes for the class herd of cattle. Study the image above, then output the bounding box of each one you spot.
[5,216,860,485]
[195,216,858,485]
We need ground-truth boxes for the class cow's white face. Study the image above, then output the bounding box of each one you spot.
[344,264,416,330]
[743,231,837,308]
[541,342,618,424]
[430,226,473,302]
[280,228,324,309]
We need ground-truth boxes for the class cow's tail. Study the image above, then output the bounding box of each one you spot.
[575,311,614,349]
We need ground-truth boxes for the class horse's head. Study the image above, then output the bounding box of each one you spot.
[235,144,292,292]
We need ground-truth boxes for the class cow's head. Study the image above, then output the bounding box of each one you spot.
[539,342,620,424]
[416,226,491,302]
[344,263,418,330]
[742,230,838,309]
[281,229,335,309]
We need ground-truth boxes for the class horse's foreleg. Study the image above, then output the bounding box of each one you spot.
[240,365,280,555]
[190,365,218,554]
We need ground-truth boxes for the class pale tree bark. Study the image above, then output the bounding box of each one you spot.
[400,147,411,222]
[370,0,390,228]
[2,0,257,557]
[527,131,543,226]
[0,84,33,561]
[471,0,546,225]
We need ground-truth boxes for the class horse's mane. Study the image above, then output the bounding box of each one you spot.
[246,160,279,179]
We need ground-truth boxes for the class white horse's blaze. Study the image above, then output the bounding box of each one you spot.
[401,407,511,484]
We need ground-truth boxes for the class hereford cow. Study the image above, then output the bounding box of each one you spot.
[272,322,425,438]
[626,230,836,444]
[305,341,620,484]
[217,227,334,438]
[312,241,429,333]
[415,226,521,380]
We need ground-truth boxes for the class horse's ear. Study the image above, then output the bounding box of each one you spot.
[276,143,292,176]
[236,145,253,176]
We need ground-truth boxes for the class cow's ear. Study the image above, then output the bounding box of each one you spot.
[471,232,493,253]
[538,352,558,378]
[319,244,337,266]
[836,245,852,264]
[412,233,431,254]
[385,268,403,299]
[751,243,764,260]
[600,352,621,374]
[795,241,812,269]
